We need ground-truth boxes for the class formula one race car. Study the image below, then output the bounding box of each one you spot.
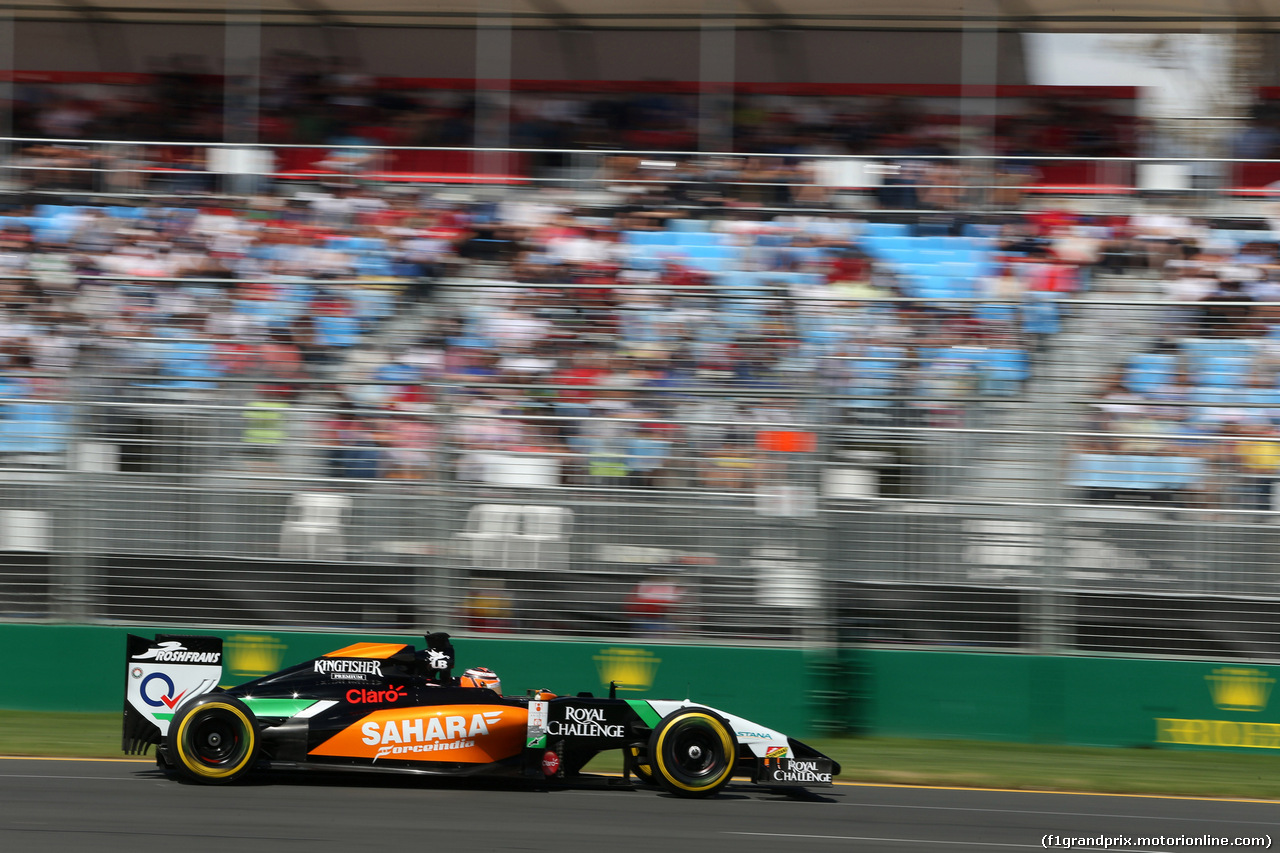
[123,632,839,798]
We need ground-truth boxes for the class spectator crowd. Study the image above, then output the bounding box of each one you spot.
[0,174,1113,489]
[2,126,1280,509]
[1070,211,1280,513]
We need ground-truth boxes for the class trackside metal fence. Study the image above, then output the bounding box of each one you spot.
[2,275,1280,660]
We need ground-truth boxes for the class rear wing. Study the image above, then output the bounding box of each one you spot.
[122,634,223,755]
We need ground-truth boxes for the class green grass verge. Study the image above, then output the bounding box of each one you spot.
[0,711,123,760]
[3,711,1275,800]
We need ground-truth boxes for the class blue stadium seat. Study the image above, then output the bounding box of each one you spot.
[674,232,724,247]
[1190,386,1237,407]
[346,289,394,323]
[976,304,1018,324]
[978,349,1029,395]
[0,402,72,455]
[682,256,727,273]
[862,235,914,260]
[1198,356,1251,388]
[1069,453,1205,492]
[315,315,361,348]
[681,244,738,260]
[1182,338,1255,363]
[1068,454,1131,490]
[862,222,910,239]
[1126,353,1177,394]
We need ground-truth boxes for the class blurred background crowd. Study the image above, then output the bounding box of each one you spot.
[1,46,1280,521]
[0,172,1277,516]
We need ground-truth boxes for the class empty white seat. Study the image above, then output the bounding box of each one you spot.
[279,492,352,559]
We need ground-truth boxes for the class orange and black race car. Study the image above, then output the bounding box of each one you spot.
[123,632,838,799]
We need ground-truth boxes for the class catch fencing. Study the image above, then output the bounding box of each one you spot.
[7,137,1280,218]
[2,276,1280,660]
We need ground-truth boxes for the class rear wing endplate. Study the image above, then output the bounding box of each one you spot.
[122,634,223,755]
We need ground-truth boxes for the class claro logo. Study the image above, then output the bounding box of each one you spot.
[346,685,407,704]
[363,711,504,760]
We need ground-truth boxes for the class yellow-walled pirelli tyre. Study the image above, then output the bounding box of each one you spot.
[166,695,259,785]
[647,709,737,798]
[628,745,657,786]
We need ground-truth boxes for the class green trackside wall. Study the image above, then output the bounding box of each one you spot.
[0,624,817,736]
[6,625,1278,751]
[858,650,1280,752]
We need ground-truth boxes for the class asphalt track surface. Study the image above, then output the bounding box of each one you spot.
[0,758,1276,853]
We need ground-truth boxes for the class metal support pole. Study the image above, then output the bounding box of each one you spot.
[960,0,999,208]
[0,8,13,192]
[476,3,512,177]
[699,0,735,154]
[224,0,261,195]
[53,371,92,622]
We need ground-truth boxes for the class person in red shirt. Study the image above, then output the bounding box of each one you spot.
[554,350,609,404]
[625,570,686,638]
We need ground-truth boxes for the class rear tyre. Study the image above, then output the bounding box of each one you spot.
[647,709,736,798]
[167,695,259,785]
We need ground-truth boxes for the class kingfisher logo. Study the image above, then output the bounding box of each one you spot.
[131,641,221,664]
[346,685,407,704]
[366,711,503,760]
[315,658,383,680]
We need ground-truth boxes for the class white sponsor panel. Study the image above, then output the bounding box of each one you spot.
[125,662,221,735]
[546,706,626,738]
[645,700,788,758]
[527,700,548,738]
[130,640,222,664]
[767,759,833,784]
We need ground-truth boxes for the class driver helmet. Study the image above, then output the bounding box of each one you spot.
[460,666,502,695]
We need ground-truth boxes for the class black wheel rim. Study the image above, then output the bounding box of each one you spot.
[184,709,247,768]
[663,721,724,783]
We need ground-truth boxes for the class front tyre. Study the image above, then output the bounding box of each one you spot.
[647,709,737,798]
[628,745,657,786]
[166,695,259,784]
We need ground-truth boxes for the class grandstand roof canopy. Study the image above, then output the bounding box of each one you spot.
[6,0,1279,33]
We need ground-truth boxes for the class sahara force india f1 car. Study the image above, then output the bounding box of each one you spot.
[123,632,839,798]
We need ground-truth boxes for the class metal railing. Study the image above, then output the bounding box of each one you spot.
[6,137,1280,217]
[1,253,1280,659]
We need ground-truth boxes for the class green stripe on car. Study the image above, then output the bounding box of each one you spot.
[626,700,663,728]
[239,698,318,717]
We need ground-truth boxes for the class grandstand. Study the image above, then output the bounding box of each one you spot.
[3,3,1280,662]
